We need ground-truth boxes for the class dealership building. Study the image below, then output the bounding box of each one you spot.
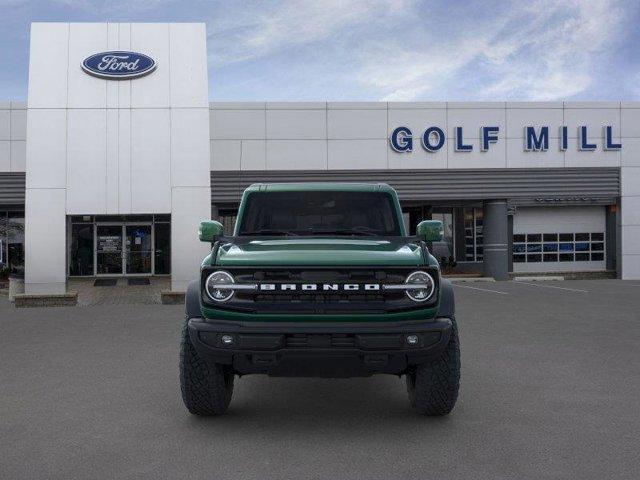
[1,22,640,295]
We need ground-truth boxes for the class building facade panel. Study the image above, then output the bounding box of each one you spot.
[505,138,565,168]
[266,109,327,140]
[130,23,171,109]
[388,146,439,170]
[563,106,621,138]
[445,137,507,169]
[116,23,132,108]
[0,103,27,173]
[328,140,387,170]
[211,140,241,170]
[106,23,119,108]
[266,102,325,110]
[621,226,640,255]
[10,109,26,141]
[130,108,172,213]
[168,23,209,108]
[105,109,119,213]
[621,138,640,167]
[170,108,211,187]
[117,109,132,213]
[0,142,9,171]
[621,254,640,278]
[27,23,69,108]
[446,107,507,141]
[210,109,265,140]
[25,109,67,188]
[327,109,387,139]
[621,166,640,196]
[67,23,108,109]
[266,140,327,170]
[387,107,447,137]
[621,107,640,138]
[66,108,108,214]
[564,143,620,168]
[621,195,640,226]
[170,186,211,290]
[505,107,564,138]
[0,109,10,140]
[10,141,26,172]
[240,140,266,170]
[24,188,66,293]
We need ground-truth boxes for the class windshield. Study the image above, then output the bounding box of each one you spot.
[237,191,401,237]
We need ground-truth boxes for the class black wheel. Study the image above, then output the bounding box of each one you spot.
[179,319,234,416]
[406,318,460,416]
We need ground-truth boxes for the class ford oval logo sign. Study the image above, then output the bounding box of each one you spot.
[82,51,156,80]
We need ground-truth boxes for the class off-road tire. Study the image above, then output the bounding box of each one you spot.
[180,319,234,415]
[406,318,460,415]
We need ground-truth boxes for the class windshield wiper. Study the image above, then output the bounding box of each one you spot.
[240,229,299,236]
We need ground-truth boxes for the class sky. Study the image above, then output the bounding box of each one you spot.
[1,0,639,102]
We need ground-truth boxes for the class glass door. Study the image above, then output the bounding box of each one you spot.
[125,225,152,275]
[153,222,170,274]
[96,225,123,275]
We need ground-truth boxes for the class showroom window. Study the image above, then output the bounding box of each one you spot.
[431,210,455,263]
[463,208,483,262]
[513,232,605,263]
[0,211,25,275]
[218,209,238,235]
[68,215,171,276]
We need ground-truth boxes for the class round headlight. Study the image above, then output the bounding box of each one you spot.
[405,271,435,302]
[205,270,235,302]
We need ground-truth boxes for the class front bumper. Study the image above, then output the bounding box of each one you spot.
[188,317,452,377]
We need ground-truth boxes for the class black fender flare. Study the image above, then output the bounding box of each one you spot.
[185,280,203,319]
[436,278,455,318]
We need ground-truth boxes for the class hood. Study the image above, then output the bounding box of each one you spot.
[214,237,424,266]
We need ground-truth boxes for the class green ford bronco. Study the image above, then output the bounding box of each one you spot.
[180,183,460,416]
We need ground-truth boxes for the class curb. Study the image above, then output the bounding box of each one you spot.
[14,291,78,308]
[514,276,565,282]
[447,277,496,283]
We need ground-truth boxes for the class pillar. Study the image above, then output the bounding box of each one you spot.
[483,200,509,280]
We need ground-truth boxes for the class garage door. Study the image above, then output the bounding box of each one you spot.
[513,206,606,273]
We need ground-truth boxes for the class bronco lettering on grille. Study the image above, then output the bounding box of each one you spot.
[258,283,381,291]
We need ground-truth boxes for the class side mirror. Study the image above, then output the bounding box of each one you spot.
[199,220,224,242]
[416,220,443,242]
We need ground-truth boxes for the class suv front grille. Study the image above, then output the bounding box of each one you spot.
[201,266,439,314]
[254,293,388,303]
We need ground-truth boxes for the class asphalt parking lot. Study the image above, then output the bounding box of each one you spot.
[1,279,639,480]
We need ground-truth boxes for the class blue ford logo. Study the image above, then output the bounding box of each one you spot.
[82,51,156,80]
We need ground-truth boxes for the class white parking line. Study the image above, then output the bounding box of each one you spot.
[453,284,509,295]
[514,281,588,293]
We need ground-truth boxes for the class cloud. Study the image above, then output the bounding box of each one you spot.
[358,0,629,101]
[28,0,175,12]
[1,0,636,101]
[207,0,633,101]
[207,0,412,66]
[479,0,626,100]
